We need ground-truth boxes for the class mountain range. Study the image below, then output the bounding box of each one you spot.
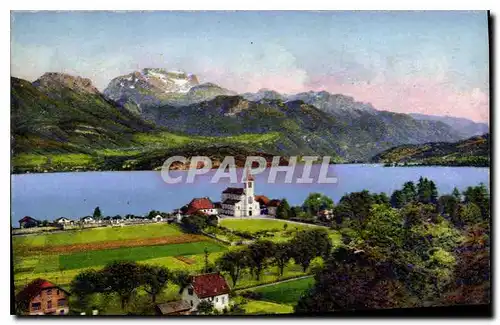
[371,134,489,167]
[10,69,489,173]
[409,113,489,138]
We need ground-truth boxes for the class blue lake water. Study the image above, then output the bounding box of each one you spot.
[11,164,490,222]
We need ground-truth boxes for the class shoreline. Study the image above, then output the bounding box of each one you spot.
[11,162,489,176]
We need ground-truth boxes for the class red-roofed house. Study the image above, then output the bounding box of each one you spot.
[185,197,218,216]
[254,195,270,207]
[15,278,70,315]
[267,199,282,216]
[181,273,230,311]
[19,216,40,229]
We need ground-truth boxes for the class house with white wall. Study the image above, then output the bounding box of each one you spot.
[181,273,230,312]
[54,217,72,225]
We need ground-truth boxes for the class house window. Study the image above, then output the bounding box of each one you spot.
[248,182,252,188]
[56,289,60,295]
[188,288,193,296]
[216,297,219,303]
[46,289,52,296]
[222,297,225,304]
[58,299,66,307]
[190,300,193,307]
[31,302,41,311]
[47,301,52,309]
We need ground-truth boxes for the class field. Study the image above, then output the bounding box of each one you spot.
[219,218,342,246]
[219,218,321,233]
[251,276,315,305]
[58,241,226,269]
[13,223,183,248]
[13,219,326,315]
[242,299,294,315]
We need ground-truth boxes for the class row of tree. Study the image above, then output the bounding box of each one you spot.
[216,228,331,287]
[71,261,182,311]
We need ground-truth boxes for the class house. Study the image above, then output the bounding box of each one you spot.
[213,202,222,214]
[317,209,334,221]
[186,198,218,216]
[153,215,164,222]
[15,278,70,315]
[181,273,230,312]
[220,170,260,217]
[54,217,72,225]
[155,300,192,315]
[254,195,271,215]
[267,199,282,216]
[19,216,40,229]
[80,216,95,224]
[254,195,270,208]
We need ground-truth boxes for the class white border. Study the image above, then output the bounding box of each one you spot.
[2,2,497,325]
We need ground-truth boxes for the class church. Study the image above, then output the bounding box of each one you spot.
[220,171,261,217]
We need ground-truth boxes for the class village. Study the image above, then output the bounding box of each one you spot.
[14,170,336,316]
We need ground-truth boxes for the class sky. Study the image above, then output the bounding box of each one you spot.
[11,11,489,122]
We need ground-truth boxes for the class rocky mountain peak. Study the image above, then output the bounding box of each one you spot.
[33,72,100,95]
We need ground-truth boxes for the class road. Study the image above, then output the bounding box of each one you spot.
[235,275,314,292]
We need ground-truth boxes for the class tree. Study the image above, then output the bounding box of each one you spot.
[140,265,170,303]
[463,183,490,219]
[437,195,459,222]
[276,199,291,219]
[429,181,438,204]
[93,206,102,220]
[216,249,247,287]
[337,190,375,227]
[402,181,417,203]
[452,187,462,202]
[302,193,334,216]
[390,190,406,209]
[197,300,215,315]
[417,177,438,204]
[172,270,192,293]
[273,242,292,277]
[181,213,209,234]
[101,261,143,310]
[291,228,331,272]
[457,202,482,227]
[372,192,390,206]
[245,240,275,281]
[363,204,404,250]
[70,269,105,310]
[295,247,409,313]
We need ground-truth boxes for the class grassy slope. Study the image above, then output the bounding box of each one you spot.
[13,223,183,248]
[252,276,315,305]
[371,134,490,167]
[11,77,285,173]
[219,219,321,233]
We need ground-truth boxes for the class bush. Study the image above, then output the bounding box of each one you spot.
[240,291,263,300]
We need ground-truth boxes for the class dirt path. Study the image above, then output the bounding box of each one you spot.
[235,275,314,292]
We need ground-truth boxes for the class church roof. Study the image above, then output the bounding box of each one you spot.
[222,199,241,205]
[222,187,245,195]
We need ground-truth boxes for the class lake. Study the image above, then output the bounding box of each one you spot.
[11,164,490,222]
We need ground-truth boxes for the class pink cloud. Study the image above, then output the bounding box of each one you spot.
[307,76,489,123]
